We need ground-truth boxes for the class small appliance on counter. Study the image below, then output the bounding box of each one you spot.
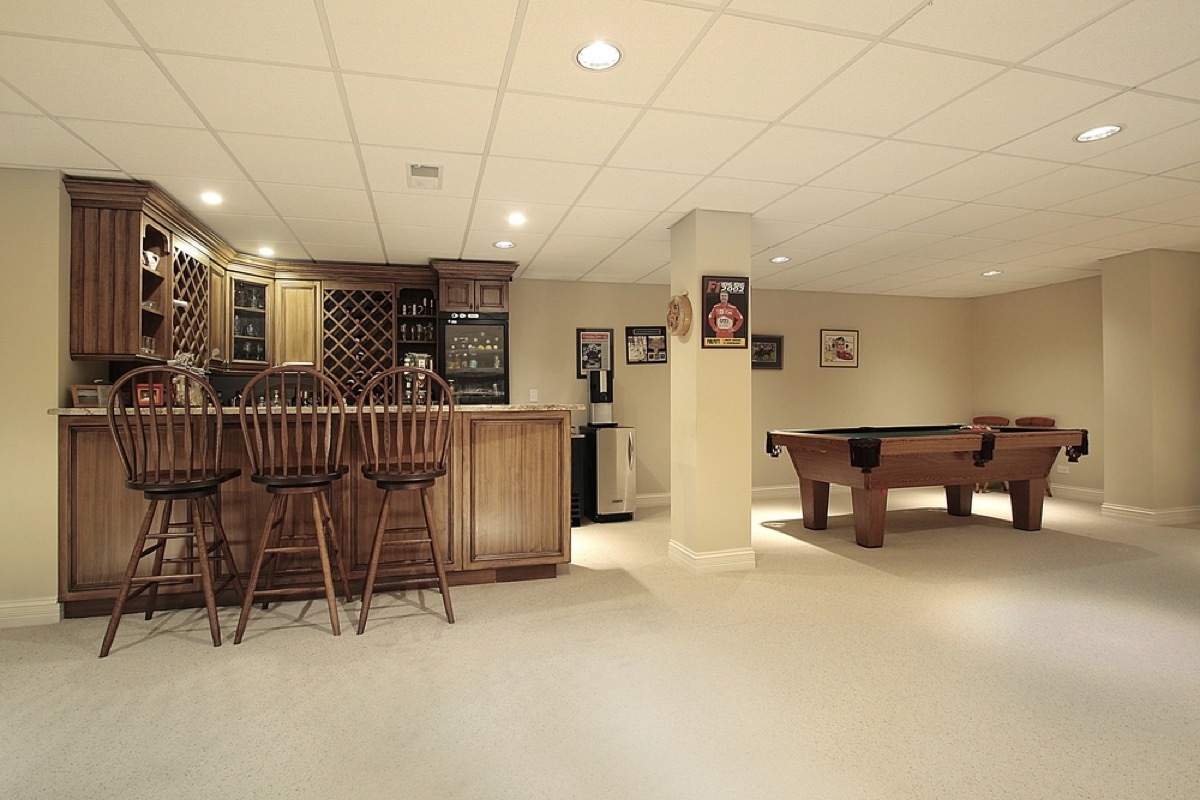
[588,369,616,427]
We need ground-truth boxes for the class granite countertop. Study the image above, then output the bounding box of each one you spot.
[51,403,585,416]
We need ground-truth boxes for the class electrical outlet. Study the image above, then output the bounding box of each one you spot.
[1056,465,1069,474]
[529,388,538,402]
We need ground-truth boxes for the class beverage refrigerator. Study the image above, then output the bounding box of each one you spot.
[438,312,509,404]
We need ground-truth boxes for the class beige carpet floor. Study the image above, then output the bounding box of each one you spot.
[2,488,1198,799]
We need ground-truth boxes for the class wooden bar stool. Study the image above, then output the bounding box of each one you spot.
[100,366,243,658]
[355,367,455,634]
[234,367,353,642]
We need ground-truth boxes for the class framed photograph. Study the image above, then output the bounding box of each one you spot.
[701,275,749,349]
[70,384,107,408]
[626,326,668,364]
[820,329,859,368]
[135,383,166,407]
[577,328,614,378]
[751,335,783,370]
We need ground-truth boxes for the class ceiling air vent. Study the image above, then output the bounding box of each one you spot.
[407,163,442,189]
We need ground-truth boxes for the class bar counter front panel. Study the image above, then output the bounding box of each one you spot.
[56,404,580,616]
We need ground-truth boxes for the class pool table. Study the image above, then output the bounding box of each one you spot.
[766,425,1088,548]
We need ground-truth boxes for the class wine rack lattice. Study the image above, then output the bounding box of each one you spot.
[171,247,209,362]
[323,288,395,399]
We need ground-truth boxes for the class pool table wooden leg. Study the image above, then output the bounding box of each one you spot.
[945,484,974,516]
[850,487,887,548]
[799,478,829,530]
[1009,478,1046,530]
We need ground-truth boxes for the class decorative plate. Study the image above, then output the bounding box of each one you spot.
[666,293,692,336]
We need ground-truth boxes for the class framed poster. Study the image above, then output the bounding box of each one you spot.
[701,275,749,349]
[820,329,859,368]
[626,326,668,364]
[751,335,783,370]
[577,328,613,378]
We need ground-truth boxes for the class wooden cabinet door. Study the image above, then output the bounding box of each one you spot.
[458,411,571,569]
[475,280,509,313]
[439,278,474,312]
[273,279,320,366]
[208,262,228,370]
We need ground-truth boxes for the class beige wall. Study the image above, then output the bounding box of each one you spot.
[0,169,98,619]
[971,277,1105,494]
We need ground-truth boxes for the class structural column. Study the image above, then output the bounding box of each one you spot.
[1100,249,1200,523]
[667,210,755,571]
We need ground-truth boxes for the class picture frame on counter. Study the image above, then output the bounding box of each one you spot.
[577,328,613,378]
[751,335,783,370]
[626,326,668,364]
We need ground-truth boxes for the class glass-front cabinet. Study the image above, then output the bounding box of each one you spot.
[230,277,269,367]
[439,314,509,404]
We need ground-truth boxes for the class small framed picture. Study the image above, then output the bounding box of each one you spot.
[577,328,613,378]
[701,275,749,349]
[626,326,668,364]
[820,329,858,368]
[135,383,166,407]
[751,335,783,370]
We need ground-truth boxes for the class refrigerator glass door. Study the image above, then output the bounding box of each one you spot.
[439,317,508,404]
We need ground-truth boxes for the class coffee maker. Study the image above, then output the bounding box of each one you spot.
[587,369,616,427]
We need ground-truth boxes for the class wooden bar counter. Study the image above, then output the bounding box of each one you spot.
[54,404,581,617]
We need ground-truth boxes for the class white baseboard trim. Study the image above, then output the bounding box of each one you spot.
[667,540,756,573]
[1101,503,1200,526]
[636,492,671,509]
[1048,485,1104,504]
[0,597,61,628]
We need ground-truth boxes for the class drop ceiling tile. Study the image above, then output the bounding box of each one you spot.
[792,251,881,273]
[162,55,347,140]
[981,165,1141,209]
[655,15,866,120]
[1141,60,1200,102]
[1052,176,1200,217]
[898,70,1118,151]
[852,256,942,276]
[788,224,886,251]
[1007,245,1121,267]
[360,146,482,197]
[61,120,242,179]
[969,209,1091,240]
[0,114,116,170]
[461,229,549,258]
[290,218,378,247]
[372,192,472,229]
[490,94,640,164]
[902,154,1071,202]
[577,167,700,211]
[844,230,948,257]
[380,224,465,257]
[325,0,518,83]
[222,134,363,189]
[888,0,1118,62]
[811,140,974,194]
[634,265,671,285]
[477,157,598,205]
[785,44,1002,137]
[536,234,624,259]
[0,3,135,43]
[506,0,711,104]
[306,243,386,263]
[609,110,765,175]
[1060,222,1200,251]
[749,258,795,280]
[750,220,817,250]
[756,186,882,224]
[717,126,876,184]
[471,199,570,235]
[342,75,494,151]
[903,236,1006,260]
[1115,189,1200,224]
[902,202,1031,237]
[260,184,375,223]
[142,175,275,216]
[1026,0,1200,86]
[199,214,297,249]
[669,176,794,214]
[0,39,200,126]
[0,83,37,114]
[1082,120,1200,175]
[119,0,329,66]
[1015,217,1154,248]
[519,257,600,281]
[962,240,1066,264]
[555,207,658,239]
[726,0,923,35]
[834,195,960,230]
[998,92,1200,164]
[603,238,672,265]
[1164,163,1200,181]
[634,212,687,240]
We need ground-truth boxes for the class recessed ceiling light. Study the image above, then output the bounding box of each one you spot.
[1075,124,1123,143]
[981,269,1003,277]
[507,212,527,226]
[257,246,275,257]
[200,191,223,205]
[576,41,621,71]
[769,255,790,264]
[493,240,516,249]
